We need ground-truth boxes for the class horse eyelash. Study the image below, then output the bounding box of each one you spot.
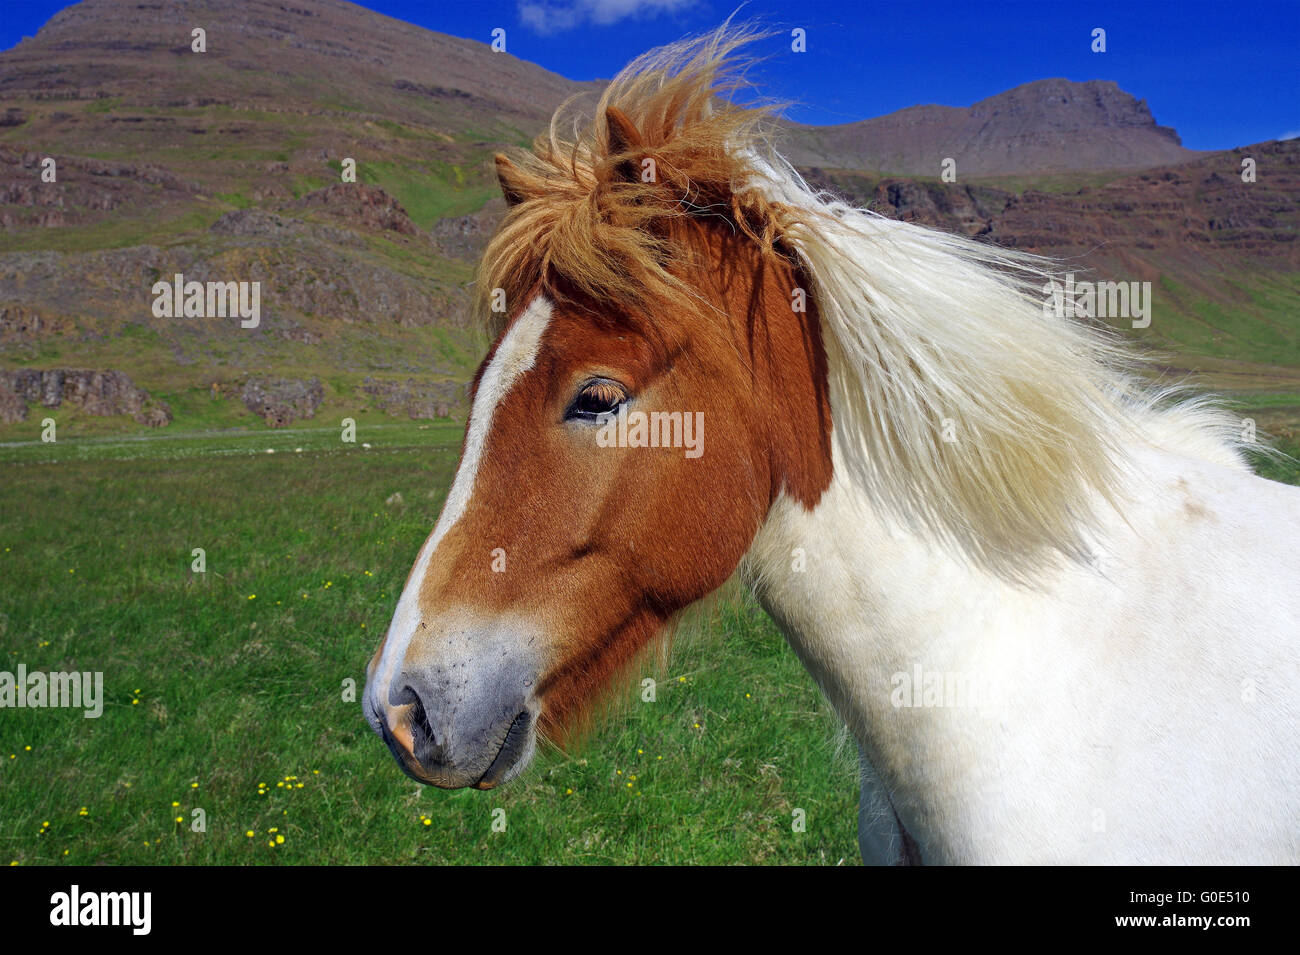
[582,381,627,406]
[564,379,630,421]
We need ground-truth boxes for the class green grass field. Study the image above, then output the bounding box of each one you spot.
[2,403,1298,866]
[0,422,859,865]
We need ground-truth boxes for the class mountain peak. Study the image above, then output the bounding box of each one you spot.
[784,77,1193,176]
[968,78,1181,143]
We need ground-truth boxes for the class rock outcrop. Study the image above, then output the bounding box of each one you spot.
[0,368,171,425]
[240,375,324,427]
[361,377,462,419]
[293,184,419,236]
[430,198,506,260]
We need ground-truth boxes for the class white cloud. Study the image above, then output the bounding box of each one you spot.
[518,0,695,35]
[1279,129,1300,141]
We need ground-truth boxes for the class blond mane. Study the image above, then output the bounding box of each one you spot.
[480,25,1248,580]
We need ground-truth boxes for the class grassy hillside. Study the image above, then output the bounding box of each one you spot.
[0,0,585,433]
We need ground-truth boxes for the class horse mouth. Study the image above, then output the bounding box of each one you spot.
[368,697,535,790]
[474,710,534,790]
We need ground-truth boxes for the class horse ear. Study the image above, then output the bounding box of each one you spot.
[494,153,529,206]
[605,107,644,183]
[605,107,643,154]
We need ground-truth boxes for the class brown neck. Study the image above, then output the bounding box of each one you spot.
[690,220,834,513]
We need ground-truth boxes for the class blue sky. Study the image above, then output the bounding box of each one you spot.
[4,0,1297,149]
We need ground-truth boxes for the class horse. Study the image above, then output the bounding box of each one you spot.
[363,27,1300,864]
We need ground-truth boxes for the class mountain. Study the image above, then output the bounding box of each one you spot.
[804,140,1300,383]
[0,0,1295,439]
[782,79,1196,176]
[0,0,591,129]
[0,0,603,430]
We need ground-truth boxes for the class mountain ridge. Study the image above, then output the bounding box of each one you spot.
[780,77,1197,176]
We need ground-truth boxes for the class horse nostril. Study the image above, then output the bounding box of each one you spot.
[394,682,447,768]
[383,665,537,789]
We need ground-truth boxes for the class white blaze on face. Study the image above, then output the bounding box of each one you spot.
[367,295,553,716]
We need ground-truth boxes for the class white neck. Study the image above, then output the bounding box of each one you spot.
[741,410,1300,864]
[741,434,1023,860]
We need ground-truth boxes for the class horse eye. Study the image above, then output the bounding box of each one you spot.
[567,379,627,421]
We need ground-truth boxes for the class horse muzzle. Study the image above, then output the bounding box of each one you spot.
[364,625,543,789]
[376,686,537,790]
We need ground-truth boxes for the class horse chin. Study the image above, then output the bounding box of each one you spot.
[472,723,538,790]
